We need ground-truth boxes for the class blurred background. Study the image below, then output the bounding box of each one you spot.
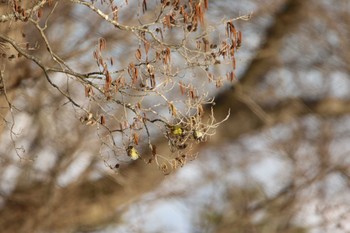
[1,0,350,232]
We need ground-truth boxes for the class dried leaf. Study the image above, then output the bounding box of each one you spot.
[231,24,237,40]
[134,67,139,84]
[135,48,142,60]
[155,28,164,41]
[128,63,138,84]
[189,85,196,99]
[237,31,242,48]
[105,71,112,84]
[85,85,93,97]
[93,50,98,60]
[99,38,106,51]
[133,133,139,145]
[227,71,236,82]
[179,81,185,95]
[230,43,235,57]
[100,115,106,125]
[14,2,19,12]
[150,75,156,89]
[169,102,177,116]
[196,3,204,25]
[98,58,104,67]
[232,57,236,70]
[21,9,27,18]
[164,48,171,64]
[164,15,171,28]
[104,71,112,92]
[183,11,188,24]
[227,22,236,39]
[204,0,208,10]
[190,89,195,99]
[37,8,43,18]
[202,38,209,52]
[112,5,118,21]
[142,0,147,13]
[144,41,150,55]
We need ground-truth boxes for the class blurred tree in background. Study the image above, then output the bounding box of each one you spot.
[1,0,350,232]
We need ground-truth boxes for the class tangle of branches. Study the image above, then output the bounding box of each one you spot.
[0,0,248,174]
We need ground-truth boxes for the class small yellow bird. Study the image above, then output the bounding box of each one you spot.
[171,125,183,136]
[193,130,204,140]
[127,146,139,160]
